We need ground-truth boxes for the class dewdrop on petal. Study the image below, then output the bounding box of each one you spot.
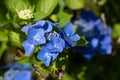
[18,9,34,20]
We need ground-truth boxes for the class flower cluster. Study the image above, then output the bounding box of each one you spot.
[4,63,32,80]
[18,9,34,20]
[22,20,80,66]
[75,10,112,60]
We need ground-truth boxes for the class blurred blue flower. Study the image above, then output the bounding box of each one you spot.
[4,69,32,80]
[75,10,112,60]
[2,63,31,70]
[60,22,80,48]
[97,35,112,54]
[4,63,32,80]
[77,45,95,61]
[75,10,101,38]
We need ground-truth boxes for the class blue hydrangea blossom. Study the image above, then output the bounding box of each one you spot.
[22,20,80,66]
[75,10,112,60]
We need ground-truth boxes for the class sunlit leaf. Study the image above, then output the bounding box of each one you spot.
[57,11,72,27]
[65,0,85,9]
[8,31,22,47]
[34,0,58,20]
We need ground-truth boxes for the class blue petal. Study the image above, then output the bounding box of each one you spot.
[35,20,46,27]
[22,40,35,56]
[37,47,49,61]
[91,38,99,48]
[14,71,32,80]
[46,36,65,52]
[63,22,75,36]
[44,21,53,33]
[51,53,59,61]
[50,36,58,45]
[69,34,80,42]
[27,28,46,45]
[108,27,112,35]
[21,25,32,34]
[60,30,74,47]
[102,36,111,45]
[4,69,15,80]
[106,44,112,54]
[44,55,51,66]
[80,10,99,22]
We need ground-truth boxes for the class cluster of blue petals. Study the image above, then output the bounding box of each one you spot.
[75,10,112,60]
[4,63,32,80]
[22,20,80,66]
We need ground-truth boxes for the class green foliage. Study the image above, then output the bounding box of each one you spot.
[65,0,85,10]
[0,0,8,27]
[0,42,7,58]
[57,11,72,27]
[5,0,31,13]
[0,30,8,42]
[34,0,58,20]
[8,31,22,47]
[112,24,120,39]
[62,74,75,80]
[77,36,88,46]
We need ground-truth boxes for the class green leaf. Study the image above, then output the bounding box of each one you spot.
[5,0,31,13]
[0,42,7,58]
[65,0,85,10]
[77,35,88,46]
[0,30,8,41]
[57,11,72,27]
[17,57,30,64]
[62,74,75,80]
[8,31,22,47]
[112,24,120,39]
[0,0,8,27]
[34,0,58,20]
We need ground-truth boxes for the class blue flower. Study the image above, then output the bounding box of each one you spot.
[22,20,54,34]
[4,63,32,80]
[90,38,99,48]
[14,71,32,80]
[22,20,52,56]
[76,45,95,61]
[34,20,53,33]
[22,40,35,56]
[45,36,65,53]
[27,28,46,45]
[75,10,101,38]
[37,47,59,66]
[2,63,31,70]
[4,69,32,80]
[60,22,80,48]
[97,35,112,54]
[97,23,112,35]
[37,36,65,66]
[75,10,112,60]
